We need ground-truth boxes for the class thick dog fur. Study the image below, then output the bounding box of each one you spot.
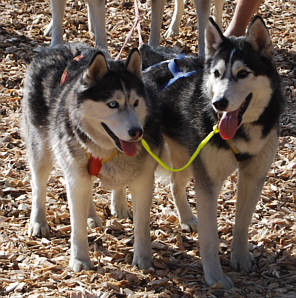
[21,43,159,272]
[46,0,222,58]
[141,16,284,288]
[22,42,199,272]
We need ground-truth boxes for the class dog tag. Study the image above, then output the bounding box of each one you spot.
[88,156,102,176]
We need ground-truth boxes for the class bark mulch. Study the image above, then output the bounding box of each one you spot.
[0,0,295,297]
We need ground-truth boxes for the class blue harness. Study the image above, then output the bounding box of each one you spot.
[148,54,197,90]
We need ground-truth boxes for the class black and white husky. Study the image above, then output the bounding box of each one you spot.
[22,44,151,271]
[22,42,199,272]
[141,16,285,288]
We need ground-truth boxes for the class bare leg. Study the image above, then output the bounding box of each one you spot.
[224,0,262,37]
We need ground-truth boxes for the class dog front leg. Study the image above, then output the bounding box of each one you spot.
[195,167,233,289]
[129,162,155,269]
[194,0,211,58]
[149,0,165,47]
[49,0,66,47]
[65,170,93,272]
[164,0,184,38]
[231,132,278,273]
[87,0,108,49]
[28,142,53,238]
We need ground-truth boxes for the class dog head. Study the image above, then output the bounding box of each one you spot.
[78,48,147,156]
[203,16,274,140]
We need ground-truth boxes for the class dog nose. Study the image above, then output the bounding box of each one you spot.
[213,97,228,111]
[128,127,143,140]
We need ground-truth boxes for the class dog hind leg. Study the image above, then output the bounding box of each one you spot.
[231,130,278,273]
[111,188,132,219]
[87,197,103,228]
[164,136,198,232]
[170,172,198,232]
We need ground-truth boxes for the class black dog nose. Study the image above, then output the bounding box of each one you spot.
[213,97,228,111]
[128,127,143,139]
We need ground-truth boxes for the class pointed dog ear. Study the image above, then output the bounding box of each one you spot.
[246,15,273,57]
[83,52,108,85]
[205,17,225,60]
[126,48,142,79]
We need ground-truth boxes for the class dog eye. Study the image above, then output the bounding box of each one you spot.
[133,100,139,107]
[237,70,249,79]
[214,70,220,78]
[107,101,119,109]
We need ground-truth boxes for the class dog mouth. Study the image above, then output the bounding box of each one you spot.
[101,122,139,156]
[218,93,252,140]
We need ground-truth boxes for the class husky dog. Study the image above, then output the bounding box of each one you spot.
[45,0,222,58]
[21,43,159,271]
[141,16,284,288]
[22,42,199,272]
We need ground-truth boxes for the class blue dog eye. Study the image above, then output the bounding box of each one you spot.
[107,101,119,109]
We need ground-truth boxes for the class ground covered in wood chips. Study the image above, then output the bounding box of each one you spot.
[0,0,295,297]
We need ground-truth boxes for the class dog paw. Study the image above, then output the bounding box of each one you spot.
[87,215,102,229]
[164,26,179,38]
[132,254,153,270]
[231,250,254,273]
[205,272,234,290]
[69,258,93,272]
[111,204,131,219]
[28,221,50,238]
[180,216,198,233]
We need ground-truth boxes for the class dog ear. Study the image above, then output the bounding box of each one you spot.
[205,17,224,59]
[246,15,273,57]
[83,52,108,84]
[126,48,142,79]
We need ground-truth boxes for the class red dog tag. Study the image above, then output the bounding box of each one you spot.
[88,156,102,176]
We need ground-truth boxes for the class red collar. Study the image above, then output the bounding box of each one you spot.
[60,54,84,86]
[87,150,118,177]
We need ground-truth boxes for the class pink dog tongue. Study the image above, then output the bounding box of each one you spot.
[120,140,137,156]
[218,111,239,140]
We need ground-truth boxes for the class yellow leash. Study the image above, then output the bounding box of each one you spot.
[141,124,220,172]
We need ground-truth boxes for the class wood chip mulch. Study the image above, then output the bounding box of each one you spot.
[0,0,295,297]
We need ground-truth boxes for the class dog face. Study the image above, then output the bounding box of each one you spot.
[78,49,147,156]
[204,16,274,140]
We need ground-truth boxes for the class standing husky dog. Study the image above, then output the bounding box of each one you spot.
[141,16,284,288]
[22,43,163,271]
